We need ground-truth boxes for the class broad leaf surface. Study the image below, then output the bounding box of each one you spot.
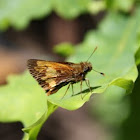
[0,72,50,140]
[0,71,47,125]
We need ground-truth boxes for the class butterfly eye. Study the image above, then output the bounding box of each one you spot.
[83,67,89,73]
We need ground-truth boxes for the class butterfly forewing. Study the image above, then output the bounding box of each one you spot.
[27,59,76,95]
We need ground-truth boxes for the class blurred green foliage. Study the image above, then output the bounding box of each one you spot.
[0,0,138,30]
[135,46,140,65]
[0,0,52,30]
[53,43,75,57]
[0,0,91,30]
[105,0,134,11]
[119,66,140,140]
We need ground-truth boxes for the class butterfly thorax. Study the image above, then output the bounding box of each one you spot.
[71,62,92,83]
[80,62,92,73]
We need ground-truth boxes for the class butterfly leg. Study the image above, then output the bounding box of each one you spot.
[71,84,74,96]
[86,78,92,93]
[82,78,92,99]
[61,83,71,99]
[80,80,84,99]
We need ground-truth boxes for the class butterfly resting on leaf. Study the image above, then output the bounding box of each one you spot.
[27,47,104,98]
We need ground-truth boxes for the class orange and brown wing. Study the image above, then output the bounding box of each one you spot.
[27,59,74,95]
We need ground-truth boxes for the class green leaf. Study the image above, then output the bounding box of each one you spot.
[53,42,75,57]
[0,0,135,30]
[22,101,57,140]
[105,0,135,12]
[88,1,106,14]
[135,45,140,66]
[53,0,92,19]
[110,78,134,94]
[0,0,92,30]
[0,71,57,140]
[0,0,52,30]
[118,65,140,140]
[0,71,47,124]
[47,8,140,110]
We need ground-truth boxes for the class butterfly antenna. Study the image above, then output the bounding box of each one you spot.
[92,68,105,76]
[86,46,98,62]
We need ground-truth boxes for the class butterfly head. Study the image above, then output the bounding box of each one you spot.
[81,62,104,76]
[81,62,92,73]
